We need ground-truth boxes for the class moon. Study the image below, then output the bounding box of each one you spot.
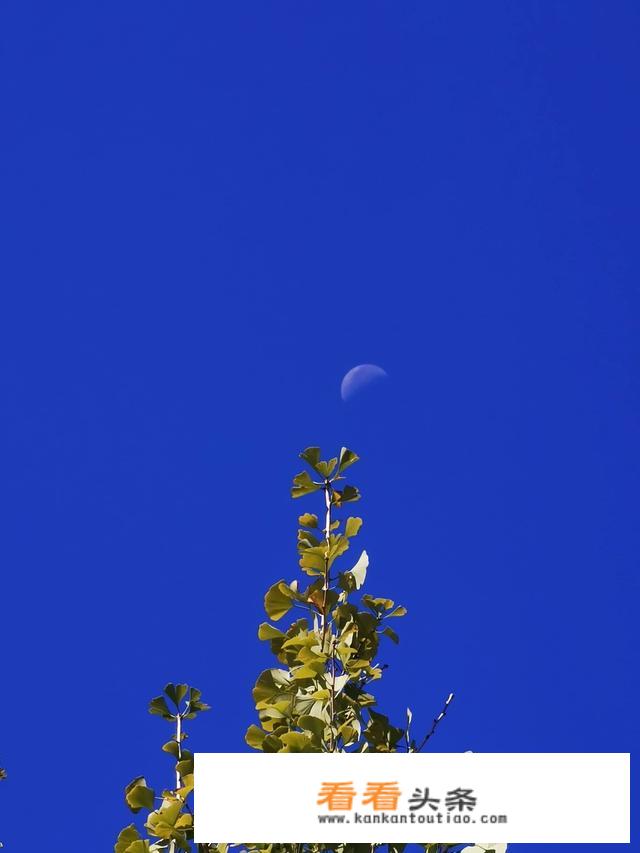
[340,364,388,402]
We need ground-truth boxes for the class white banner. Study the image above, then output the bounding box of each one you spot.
[194,752,630,844]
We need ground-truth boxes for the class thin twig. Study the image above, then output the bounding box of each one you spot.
[414,692,455,752]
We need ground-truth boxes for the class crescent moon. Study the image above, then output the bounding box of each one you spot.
[340,364,388,402]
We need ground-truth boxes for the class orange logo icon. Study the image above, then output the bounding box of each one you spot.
[316,781,357,811]
[361,781,402,811]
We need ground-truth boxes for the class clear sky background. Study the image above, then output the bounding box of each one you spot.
[1,3,638,851]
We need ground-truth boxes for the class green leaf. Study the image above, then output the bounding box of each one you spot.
[291,470,321,499]
[279,731,317,752]
[388,605,407,617]
[382,626,399,644]
[145,798,183,840]
[345,516,363,537]
[364,710,405,751]
[164,683,188,708]
[355,610,378,636]
[297,715,327,737]
[315,457,337,478]
[297,528,321,550]
[252,668,292,704]
[362,594,395,613]
[177,773,194,799]
[298,512,319,528]
[299,448,338,479]
[115,825,141,853]
[162,740,180,757]
[264,581,294,620]
[328,533,350,560]
[245,724,267,750]
[299,446,321,470]
[338,447,359,473]
[333,484,361,505]
[291,662,324,679]
[185,701,211,718]
[298,547,326,575]
[123,842,151,853]
[148,696,173,720]
[174,813,193,830]
[183,687,210,717]
[258,622,286,641]
[176,754,194,778]
[262,734,284,752]
[125,777,155,813]
[309,688,330,700]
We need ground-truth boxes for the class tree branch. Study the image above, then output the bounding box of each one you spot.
[414,692,455,752]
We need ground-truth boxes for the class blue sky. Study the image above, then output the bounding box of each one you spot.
[1,3,638,850]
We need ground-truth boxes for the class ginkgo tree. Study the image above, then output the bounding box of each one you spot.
[115,684,211,853]
[246,444,433,757]
[115,446,506,853]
